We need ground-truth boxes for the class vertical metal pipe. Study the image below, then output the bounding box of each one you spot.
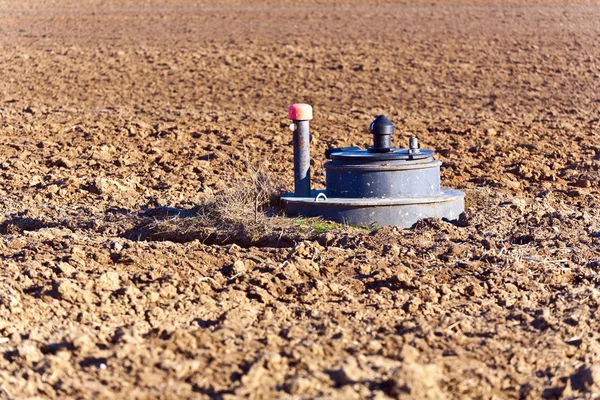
[293,120,311,197]
[372,133,392,150]
[289,103,313,198]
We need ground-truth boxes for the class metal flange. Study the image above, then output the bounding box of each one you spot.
[282,189,465,228]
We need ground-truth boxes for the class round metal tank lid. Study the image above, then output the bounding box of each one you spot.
[328,147,434,161]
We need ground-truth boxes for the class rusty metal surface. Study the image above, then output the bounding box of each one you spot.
[292,120,311,197]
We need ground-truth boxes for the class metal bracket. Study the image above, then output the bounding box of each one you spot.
[315,193,328,202]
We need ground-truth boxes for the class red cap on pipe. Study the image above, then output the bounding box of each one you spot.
[288,104,313,121]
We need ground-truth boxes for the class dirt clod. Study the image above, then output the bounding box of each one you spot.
[570,364,600,392]
[384,364,446,400]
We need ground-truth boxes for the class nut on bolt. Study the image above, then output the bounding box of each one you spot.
[408,136,420,156]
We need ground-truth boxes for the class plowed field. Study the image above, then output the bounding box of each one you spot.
[1,1,600,398]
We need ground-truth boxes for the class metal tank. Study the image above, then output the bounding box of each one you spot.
[281,104,464,228]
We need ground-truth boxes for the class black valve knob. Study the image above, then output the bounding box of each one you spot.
[368,115,394,152]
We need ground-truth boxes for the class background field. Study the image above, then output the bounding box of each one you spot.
[1,1,600,398]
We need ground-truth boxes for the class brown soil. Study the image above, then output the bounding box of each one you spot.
[1,1,600,399]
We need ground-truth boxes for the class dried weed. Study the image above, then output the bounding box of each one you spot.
[135,159,346,245]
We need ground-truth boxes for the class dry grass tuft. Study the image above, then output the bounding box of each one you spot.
[206,159,283,226]
[125,158,352,246]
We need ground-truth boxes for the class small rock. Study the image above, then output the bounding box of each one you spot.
[576,179,591,188]
[399,345,420,363]
[29,175,43,186]
[110,241,124,252]
[570,364,600,392]
[57,262,76,276]
[384,363,446,399]
[466,283,485,298]
[90,178,112,195]
[91,145,116,162]
[440,284,453,296]
[285,376,314,395]
[6,238,27,250]
[46,184,60,194]
[331,357,363,385]
[147,306,166,328]
[55,158,74,169]
[159,284,178,299]
[72,246,86,258]
[324,232,335,243]
[169,329,197,352]
[196,160,210,169]
[72,334,95,353]
[403,298,422,314]
[366,340,383,353]
[89,177,136,196]
[55,279,80,303]
[0,282,21,312]
[232,260,247,274]
[456,212,470,227]
[225,243,241,254]
[383,244,401,257]
[149,292,160,303]
[502,179,521,190]
[70,254,86,269]
[97,271,120,292]
[17,341,43,364]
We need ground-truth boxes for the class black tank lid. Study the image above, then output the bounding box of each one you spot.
[328,147,434,161]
